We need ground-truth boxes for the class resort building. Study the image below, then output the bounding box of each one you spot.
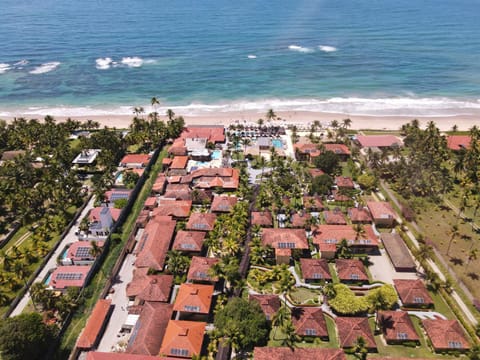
[76,299,112,351]
[102,189,132,208]
[422,319,470,353]
[347,207,372,224]
[355,135,403,149]
[376,310,419,345]
[186,213,217,232]
[381,233,416,272]
[119,153,151,168]
[446,135,471,151]
[81,207,121,239]
[303,195,324,212]
[47,265,92,291]
[153,199,192,219]
[172,231,207,255]
[72,149,101,166]
[335,176,355,189]
[323,210,347,225]
[186,256,219,284]
[210,195,237,213]
[251,211,273,227]
[291,307,328,340]
[335,259,369,283]
[367,201,397,227]
[394,279,434,308]
[335,317,377,350]
[60,241,103,266]
[299,258,332,283]
[261,228,309,264]
[173,283,214,319]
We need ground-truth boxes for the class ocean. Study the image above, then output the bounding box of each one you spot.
[0,0,480,118]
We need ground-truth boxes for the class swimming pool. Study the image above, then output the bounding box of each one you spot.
[115,172,123,184]
[211,150,222,160]
[272,139,283,149]
[44,273,52,285]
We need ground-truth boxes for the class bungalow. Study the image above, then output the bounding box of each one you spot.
[422,319,470,353]
[299,258,332,283]
[76,299,112,351]
[261,228,309,264]
[126,268,173,304]
[367,201,397,227]
[126,302,174,356]
[291,307,328,340]
[169,156,189,175]
[60,241,104,266]
[324,143,351,160]
[447,135,471,151]
[251,211,273,227]
[168,139,188,157]
[335,176,355,189]
[347,207,372,224]
[253,347,346,360]
[335,259,369,283]
[355,135,402,149]
[376,311,419,345]
[135,215,176,271]
[249,294,281,321]
[308,168,325,178]
[323,210,347,225]
[336,317,377,350]
[290,212,311,228]
[393,279,433,308]
[186,256,219,283]
[163,184,192,201]
[173,283,214,319]
[159,320,206,359]
[303,195,324,212]
[172,231,206,255]
[47,265,91,291]
[119,153,151,168]
[186,213,216,232]
[153,199,192,219]
[294,143,320,161]
[210,195,237,213]
[381,233,416,272]
[312,225,379,259]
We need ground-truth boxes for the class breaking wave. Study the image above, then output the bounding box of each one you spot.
[288,45,314,53]
[29,62,61,74]
[319,45,337,52]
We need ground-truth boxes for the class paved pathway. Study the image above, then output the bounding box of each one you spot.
[10,196,97,317]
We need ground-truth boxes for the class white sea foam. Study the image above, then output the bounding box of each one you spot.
[29,62,61,74]
[288,45,314,53]
[96,57,113,70]
[319,45,337,52]
[121,57,144,67]
[14,59,29,66]
[247,55,257,59]
[0,63,11,74]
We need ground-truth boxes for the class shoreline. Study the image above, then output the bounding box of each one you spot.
[1,110,478,132]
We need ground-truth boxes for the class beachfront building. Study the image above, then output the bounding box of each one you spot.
[355,135,403,149]
[446,135,471,151]
[119,153,152,168]
[72,149,101,166]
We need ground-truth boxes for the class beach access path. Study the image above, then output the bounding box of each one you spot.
[9,196,97,317]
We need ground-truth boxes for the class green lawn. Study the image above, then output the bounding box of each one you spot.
[288,287,321,305]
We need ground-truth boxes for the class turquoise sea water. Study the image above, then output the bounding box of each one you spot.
[0,0,480,117]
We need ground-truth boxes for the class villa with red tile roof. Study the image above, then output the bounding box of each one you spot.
[48,265,92,291]
[303,195,324,211]
[86,352,170,360]
[126,302,174,356]
[294,143,321,161]
[135,216,176,271]
[186,213,216,232]
[308,168,325,178]
[367,201,397,227]
[249,294,281,321]
[376,311,419,345]
[76,299,112,350]
[172,231,206,255]
[153,199,192,219]
[159,320,206,359]
[61,241,104,266]
[103,189,132,207]
[119,154,152,168]
[332,189,351,202]
[143,196,157,210]
[261,228,309,264]
[210,195,238,213]
[169,156,189,175]
[251,211,273,227]
[163,184,192,201]
[324,143,351,159]
[187,256,219,283]
[347,207,372,224]
[253,347,346,360]
[447,135,471,151]
[335,259,369,283]
[323,210,347,225]
[393,279,434,308]
[335,176,355,189]
[291,307,328,339]
[290,212,311,228]
[126,268,173,304]
[173,283,214,317]
[312,225,379,259]
[300,258,332,283]
[422,319,470,352]
[152,173,167,194]
[182,168,239,190]
[336,317,376,350]
[180,125,225,143]
[356,135,402,148]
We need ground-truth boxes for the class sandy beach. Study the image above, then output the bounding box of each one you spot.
[3,109,479,132]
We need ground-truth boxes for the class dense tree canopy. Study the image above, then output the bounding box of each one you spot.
[313,150,340,175]
[310,174,333,195]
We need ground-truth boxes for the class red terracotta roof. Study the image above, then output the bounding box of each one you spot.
[86,352,172,360]
[103,189,132,203]
[294,143,321,158]
[422,319,470,351]
[249,294,281,321]
[120,154,151,167]
[323,210,347,225]
[251,211,273,227]
[180,126,225,143]
[300,258,332,281]
[335,259,369,282]
[135,216,176,271]
[292,307,328,338]
[336,317,377,349]
[163,184,192,200]
[187,256,219,282]
[332,189,351,202]
[367,201,396,221]
[356,135,402,148]
[312,225,378,253]
[172,231,206,253]
[210,195,238,213]
[153,199,192,218]
[162,158,173,165]
[77,299,112,349]
[290,212,311,228]
[89,207,121,222]
[308,168,325,178]
[324,143,351,156]
[393,279,433,307]
[261,228,309,250]
[67,241,104,262]
[183,168,239,190]
[347,207,372,223]
[170,156,189,169]
[253,347,346,360]
[173,283,214,314]
[152,174,167,194]
[159,320,206,358]
[144,196,157,208]
[186,212,216,231]
[168,138,188,156]
[335,176,354,188]
[377,311,419,343]
[303,195,324,211]
[127,302,174,355]
[126,268,173,302]
[447,135,471,151]
[50,266,91,289]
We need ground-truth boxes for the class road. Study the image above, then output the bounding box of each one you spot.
[9,196,97,317]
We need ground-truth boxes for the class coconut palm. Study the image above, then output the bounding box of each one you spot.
[89,241,102,258]
[166,109,175,121]
[447,224,459,256]
[166,250,190,278]
[465,248,478,272]
[266,109,277,122]
[280,319,299,349]
[353,336,368,360]
[342,118,352,129]
[151,97,160,112]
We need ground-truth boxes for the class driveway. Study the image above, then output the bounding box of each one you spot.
[368,249,419,285]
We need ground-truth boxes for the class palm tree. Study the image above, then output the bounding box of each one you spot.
[415,243,433,266]
[151,97,160,112]
[281,319,299,349]
[166,109,175,121]
[241,138,251,153]
[30,282,48,310]
[465,248,478,272]
[447,224,459,256]
[272,306,290,339]
[336,239,353,259]
[353,336,368,360]
[342,118,352,129]
[89,241,102,258]
[266,109,277,122]
[330,119,339,130]
[166,250,190,278]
